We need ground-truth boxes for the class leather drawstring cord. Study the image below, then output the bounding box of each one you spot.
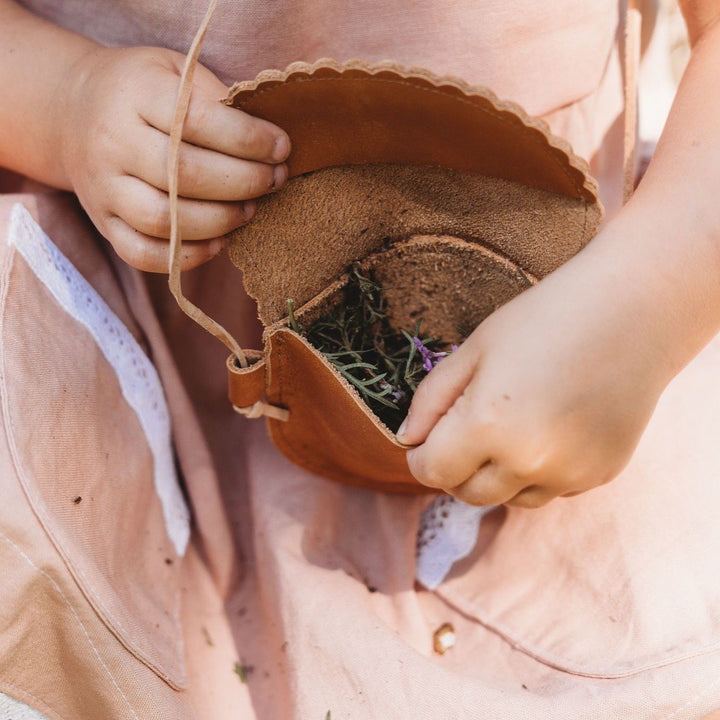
[167,0,244,363]
[623,0,641,205]
[167,0,289,422]
[232,401,289,421]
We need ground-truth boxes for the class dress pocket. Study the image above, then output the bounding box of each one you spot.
[0,201,189,688]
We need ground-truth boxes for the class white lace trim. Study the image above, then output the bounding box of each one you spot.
[0,692,50,720]
[416,495,495,589]
[7,203,190,556]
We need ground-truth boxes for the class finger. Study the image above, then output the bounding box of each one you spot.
[111,175,254,240]
[126,125,287,201]
[397,343,478,446]
[504,485,557,509]
[140,77,291,164]
[102,215,225,273]
[445,462,524,507]
[406,384,491,490]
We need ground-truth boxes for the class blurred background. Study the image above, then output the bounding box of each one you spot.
[639,0,690,159]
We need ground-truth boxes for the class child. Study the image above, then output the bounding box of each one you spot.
[1,0,720,717]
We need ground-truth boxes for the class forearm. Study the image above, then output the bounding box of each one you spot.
[0,0,100,188]
[582,13,720,382]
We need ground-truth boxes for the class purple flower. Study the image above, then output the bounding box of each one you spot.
[412,336,453,372]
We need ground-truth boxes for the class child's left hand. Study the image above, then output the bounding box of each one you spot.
[397,227,676,508]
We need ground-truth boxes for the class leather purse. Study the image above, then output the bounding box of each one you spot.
[166,55,603,492]
[215,60,603,493]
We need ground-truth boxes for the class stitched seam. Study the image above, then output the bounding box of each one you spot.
[9,206,186,660]
[2,308,184,679]
[2,205,186,686]
[435,583,720,679]
[236,76,587,197]
[0,531,141,720]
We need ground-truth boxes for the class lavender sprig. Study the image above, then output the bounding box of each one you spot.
[296,266,461,432]
[411,336,457,372]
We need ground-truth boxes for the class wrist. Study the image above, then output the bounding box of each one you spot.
[0,1,101,189]
[51,43,106,192]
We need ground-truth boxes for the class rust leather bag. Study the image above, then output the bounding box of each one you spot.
[175,59,604,493]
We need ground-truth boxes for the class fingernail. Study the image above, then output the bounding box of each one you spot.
[272,164,288,190]
[272,134,290,162]
[396,418,408,439]
[242,199,256,220]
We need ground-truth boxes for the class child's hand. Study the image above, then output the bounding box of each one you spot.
[397,238,674,508]
[57,45,290,272]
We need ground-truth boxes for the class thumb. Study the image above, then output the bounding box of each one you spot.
[396,343,477,446]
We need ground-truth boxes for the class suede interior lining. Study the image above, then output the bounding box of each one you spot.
[266,236,534,347]
[228,163,602,327]
[370,236,533,344]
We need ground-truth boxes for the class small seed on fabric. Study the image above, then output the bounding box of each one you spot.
[433,622,456,654]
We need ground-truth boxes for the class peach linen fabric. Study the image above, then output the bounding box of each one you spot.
[3,2,720,719]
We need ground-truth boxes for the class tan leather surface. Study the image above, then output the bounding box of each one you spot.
[226,350,266,408]
[226,60,599,203]
[264,328,431,493]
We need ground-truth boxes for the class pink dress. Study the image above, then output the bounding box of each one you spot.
[2,2,720,719]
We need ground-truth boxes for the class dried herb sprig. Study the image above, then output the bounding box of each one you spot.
[290,264,454,432]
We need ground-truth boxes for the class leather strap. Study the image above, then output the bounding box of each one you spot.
[623,2,642,204]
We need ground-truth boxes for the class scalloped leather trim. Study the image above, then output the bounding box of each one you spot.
[226,59,599,204]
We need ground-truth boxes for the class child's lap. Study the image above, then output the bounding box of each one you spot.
[3,190,720,719]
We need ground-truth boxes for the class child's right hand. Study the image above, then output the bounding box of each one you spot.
[56,45,290,272]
